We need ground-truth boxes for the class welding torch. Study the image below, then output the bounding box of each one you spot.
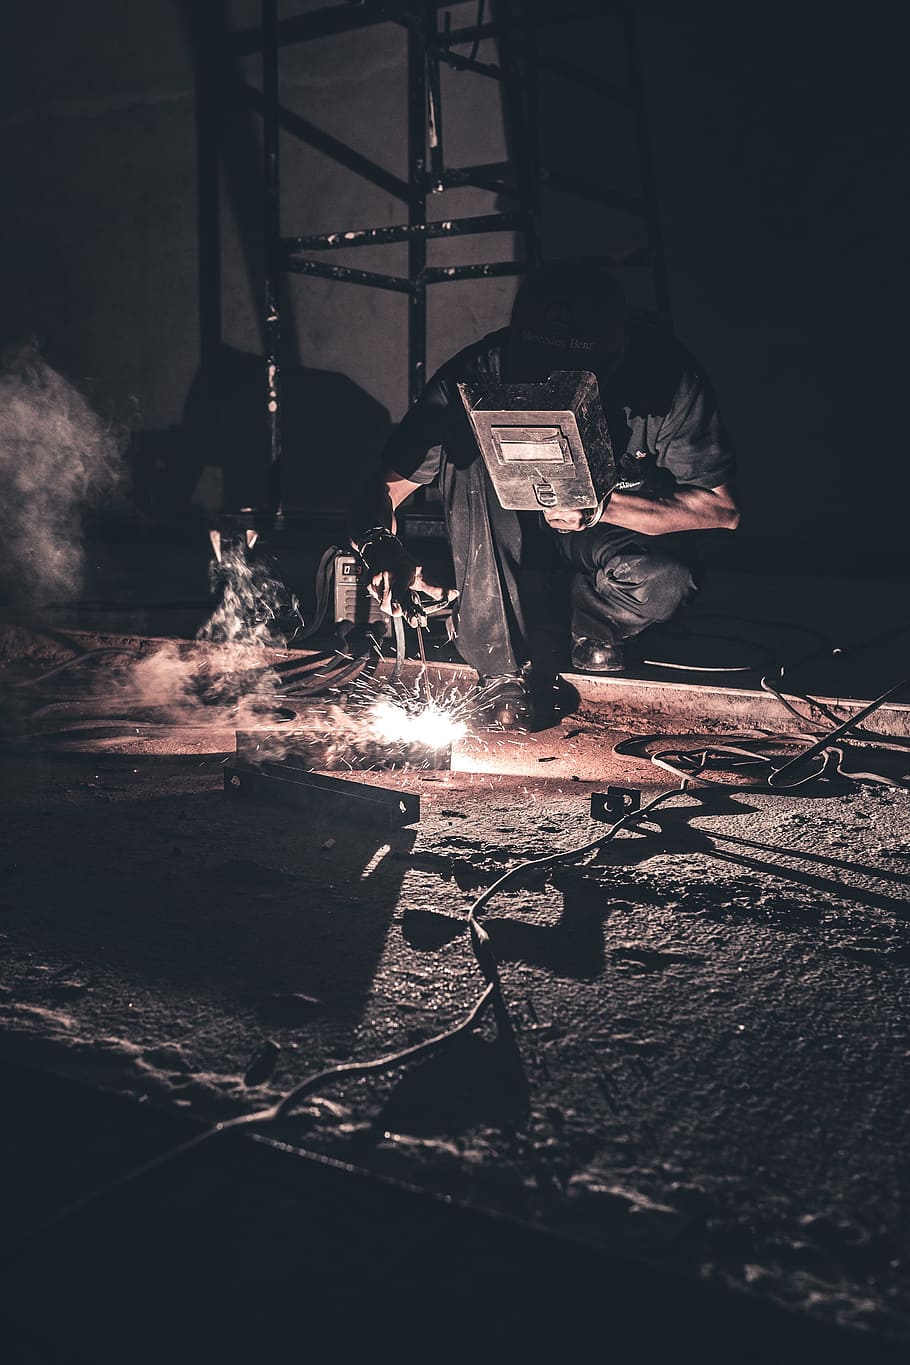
[353,526,457,678]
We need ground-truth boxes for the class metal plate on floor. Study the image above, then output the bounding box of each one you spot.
[224,761,419,827]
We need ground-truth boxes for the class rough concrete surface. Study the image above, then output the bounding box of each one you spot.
[0,629,908,1354]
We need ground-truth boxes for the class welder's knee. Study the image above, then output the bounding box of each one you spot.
[639,553,698,622]
[592,550,697,634]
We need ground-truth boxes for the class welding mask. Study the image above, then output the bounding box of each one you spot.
[455,261,624,513]
[457,370,616,513]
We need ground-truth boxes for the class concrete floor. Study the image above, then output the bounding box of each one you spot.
[1,607,909,1358]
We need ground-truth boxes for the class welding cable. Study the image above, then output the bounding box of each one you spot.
[761,671,900,741]
[466,785,691,926]
[667,740,898,790]
[767,674,910,787]
[759,674,836,732]
[276,654,374,698]
[0,983,498,1268]
[640,659,757,674]
[761,674,910,751]
[633,734,856,791]
[0,779,701,1273]
[638,628,774,673]
[1,787,690,1263]
[617,688,910,791]
[5,646,146,688]
[275,653,366,691]
[762,671,910,757]
[634,613,831,675]
[825,618,910,664]
[268,984,496,1122]
[647,742,828,791]
[272,649,339,674]
[613,732,810,789]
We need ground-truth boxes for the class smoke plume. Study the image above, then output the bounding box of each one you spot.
[0,340,123,604]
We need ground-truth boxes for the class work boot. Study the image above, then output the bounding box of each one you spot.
[474,673,533,730]
[571,633,626,674]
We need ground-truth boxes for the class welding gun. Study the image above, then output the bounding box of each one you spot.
[354,525,457,629]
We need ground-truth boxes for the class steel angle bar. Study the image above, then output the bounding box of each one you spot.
[436,161,515,194]
[262,0,282,515]
[230,2,410,55]
[426,15,446,190]
[224,762,420,827]
[432,46,502,80]
[283,212,522,252]
[234,82,409,202]
[283,260,413,292]
[424,261,527,284]
[407,8,429,404]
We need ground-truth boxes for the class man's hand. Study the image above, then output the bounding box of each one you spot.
[357,533,424,625]
[357,530,460,627]
[542,499,607,534]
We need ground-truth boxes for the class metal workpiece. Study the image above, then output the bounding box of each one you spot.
[234,723,452,774]
[224,761,421,828]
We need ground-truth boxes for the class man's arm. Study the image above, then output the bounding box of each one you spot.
[349,470,449,623]
[543,481,739,536]
[606,481,739,534]
[348,471,424,544]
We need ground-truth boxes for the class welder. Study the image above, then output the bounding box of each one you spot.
[349,258,739,727]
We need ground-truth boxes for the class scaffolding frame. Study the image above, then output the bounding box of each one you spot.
[193,0,670,517]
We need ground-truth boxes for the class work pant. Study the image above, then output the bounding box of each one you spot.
[440,453,698,675]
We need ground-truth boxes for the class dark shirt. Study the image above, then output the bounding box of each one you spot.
[382,323,736,495]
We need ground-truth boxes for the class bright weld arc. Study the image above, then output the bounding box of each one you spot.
[368,696,468,750]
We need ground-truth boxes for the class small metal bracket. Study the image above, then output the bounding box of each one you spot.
[225,763,420,828]
[590,786,641,822]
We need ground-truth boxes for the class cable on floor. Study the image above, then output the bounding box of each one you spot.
[0,783,691,1258]
[615,673,910,792]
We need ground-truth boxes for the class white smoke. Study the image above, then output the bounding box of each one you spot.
[120,545,303,723]
[0,340,123,603]
[198,543,301,650]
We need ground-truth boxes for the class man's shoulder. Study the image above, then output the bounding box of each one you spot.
[620,318,714,420]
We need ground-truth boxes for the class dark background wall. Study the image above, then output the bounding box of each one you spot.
[1,1,906,557]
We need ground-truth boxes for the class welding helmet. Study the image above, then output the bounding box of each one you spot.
[506,258,626,384]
